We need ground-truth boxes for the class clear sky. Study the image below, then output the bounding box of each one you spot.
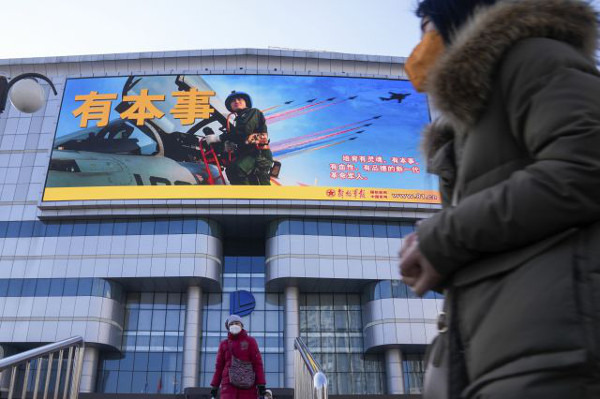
[0,0,422,60]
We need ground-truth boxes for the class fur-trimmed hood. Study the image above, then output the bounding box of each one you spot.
[422,0,598,158]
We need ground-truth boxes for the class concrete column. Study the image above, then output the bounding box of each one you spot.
[79,346,99,393]
[385,347,405,394]
[182,285,203,389]
[284,286,300,389]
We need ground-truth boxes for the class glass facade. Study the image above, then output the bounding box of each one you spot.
[299,293,386,395]
[0,218,221,238]
[200,256,285,388]
[0,278,123,300]
[363,280,444,301]
[403,353,426,394]
[268,218,416,238]
[96,292,186,394]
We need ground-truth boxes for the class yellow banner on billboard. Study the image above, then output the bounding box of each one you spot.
[43,186,441,204]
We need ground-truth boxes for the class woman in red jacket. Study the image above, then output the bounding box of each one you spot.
[210,315,267,399]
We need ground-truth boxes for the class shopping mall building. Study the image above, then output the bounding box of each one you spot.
[0,49,442,397]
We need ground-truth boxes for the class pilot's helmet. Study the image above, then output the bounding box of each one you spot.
[225,91,252,112]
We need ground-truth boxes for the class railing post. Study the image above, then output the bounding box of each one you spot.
[43,353,54,399]
[53,350,64,399]
[62,347,74,399]
[33,358,43,399]
[0,338,85,399]
[70,345,85,399]
[8,366,16,399]
[21,361,31,399]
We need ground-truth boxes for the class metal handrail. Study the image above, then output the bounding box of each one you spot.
[294,337,327,399]
[0,337,83,371]
[0,336,84,399]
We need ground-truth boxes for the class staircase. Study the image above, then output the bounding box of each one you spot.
[0,337,84,399]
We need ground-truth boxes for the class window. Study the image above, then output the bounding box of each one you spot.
[97,292,185,394]
[0,280,10,296]
[300,293,385,395]
[125,219,142,235]
[345,221,360,237]
[168,219,183,235]
[304,220,318,235]
[58,222,74,236]
[72,221,87,236]
[331,220,345,236]
[21,280,36,296]
[400,222,415,236]
[7,279,23,296]
[63,278,79,296]
[269,218,416,238]
[113,220,128,235]
[276,220,289,236]
[19,221,35,237]
[99,222,113,236]
[35,279,51,296]
[373,222,387,238]
[359,221,373,237]
[289,219,303,235]
[86,221,100,236]
[317,220,332,235]
[154,219,169,235]
[0,218,217,238]
[363,280,444,301]
[403,353,425,394]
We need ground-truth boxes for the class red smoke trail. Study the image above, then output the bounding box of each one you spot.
[265,101,326,121]
[261,105,281,113]
[276,140,347,160]
[272,125,362,152]
[274,118,373,147]
[263,102,298,116]
[267,99,348,124]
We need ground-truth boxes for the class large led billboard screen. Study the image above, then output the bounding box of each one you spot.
[43,74,439,203]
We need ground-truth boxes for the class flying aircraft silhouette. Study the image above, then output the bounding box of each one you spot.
[379,92,411,103]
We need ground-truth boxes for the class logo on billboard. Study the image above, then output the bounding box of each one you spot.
[230,290,256,317]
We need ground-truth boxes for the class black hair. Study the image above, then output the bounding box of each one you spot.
[416,0,498,44]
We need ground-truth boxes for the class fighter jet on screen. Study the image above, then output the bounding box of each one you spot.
[379,92,411,103]
[47,75,231,188]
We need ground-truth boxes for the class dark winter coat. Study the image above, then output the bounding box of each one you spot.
[417,0,600,397]
[210,330,266,399]
[220,108,269,154]
[221,108,273,181]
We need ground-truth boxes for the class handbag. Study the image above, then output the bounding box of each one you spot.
[227,340,256,389]
[423,310,450,399]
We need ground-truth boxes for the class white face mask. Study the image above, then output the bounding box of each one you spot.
[229,325,242,335]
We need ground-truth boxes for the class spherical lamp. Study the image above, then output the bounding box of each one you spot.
[9,78,46,113]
